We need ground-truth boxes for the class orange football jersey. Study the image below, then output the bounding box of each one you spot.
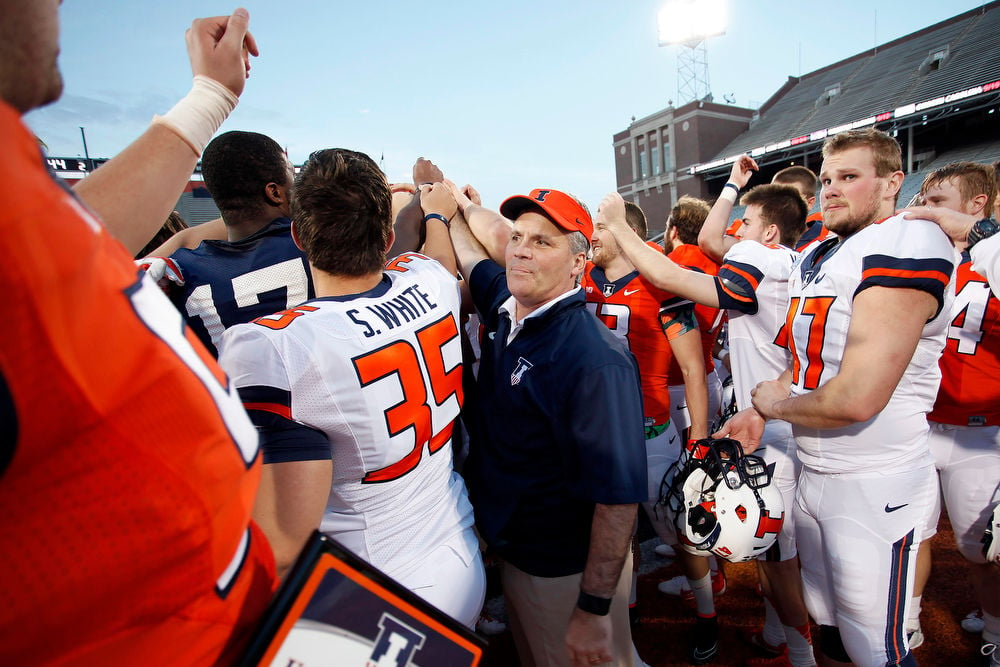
[667,245,724,377]
[583,263,689,425]
[0,101,276,665]
[929,255,1000,426]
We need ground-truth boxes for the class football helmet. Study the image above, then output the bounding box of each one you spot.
[983,502,1000,565]
[660,438,784,562]
[711,374,738,434]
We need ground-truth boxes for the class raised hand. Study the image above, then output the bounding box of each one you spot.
[420,182,458,220]
[413,157,444,186]
[728,154,758,189]
[185,8,258,97]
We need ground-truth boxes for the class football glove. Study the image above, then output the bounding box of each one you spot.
[135,256,185,290]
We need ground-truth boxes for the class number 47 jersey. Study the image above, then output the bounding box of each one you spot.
[781,214,954,474]
[219,253,476,582]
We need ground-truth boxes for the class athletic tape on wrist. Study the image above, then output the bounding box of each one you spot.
[719,185,739,205]
[153,75,238,156]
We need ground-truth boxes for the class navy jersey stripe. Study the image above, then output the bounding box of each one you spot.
[716,260,764,314]
[856,255,953,318]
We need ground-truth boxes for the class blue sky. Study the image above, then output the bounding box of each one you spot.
[26,1,989,213]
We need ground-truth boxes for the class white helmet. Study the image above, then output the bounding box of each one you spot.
[983,502,1000,565]
[662,438,784,562]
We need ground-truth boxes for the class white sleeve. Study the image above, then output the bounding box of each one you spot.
[971,233,1000,299]
[218,323,291,395]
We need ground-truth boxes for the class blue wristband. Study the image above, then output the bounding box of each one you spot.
[723,182,740,193]
[423,213,450,227]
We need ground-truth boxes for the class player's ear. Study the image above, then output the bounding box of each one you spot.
[265,181,285,206]
[970,193,990,217]
[886,170,905,199]
[384,229,396,254]
[290,220,305,251]
[765,223,779,244]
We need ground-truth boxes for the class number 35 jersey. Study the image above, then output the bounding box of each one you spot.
[219,253,476,580]
[781,214,954,474]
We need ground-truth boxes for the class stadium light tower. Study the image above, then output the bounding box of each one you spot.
[657,0,727,105]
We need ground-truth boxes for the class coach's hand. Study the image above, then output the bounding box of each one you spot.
[566,607,613,666]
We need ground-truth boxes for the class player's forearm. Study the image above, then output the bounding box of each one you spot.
[389,189,426,259]
[145,217,226,257]
[612,229,721,307]
[697,189,737,263]
[765,382,879,429]
[449,214,492,282]
[681,367,710,441]
[253,459,333,579]
[74,124,201,256]
[422,215,458,277]
[580,503,637,598]
[761,367,886,429]
[462,204,510,265]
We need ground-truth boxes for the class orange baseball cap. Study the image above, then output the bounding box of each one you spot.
[500,188,593,243]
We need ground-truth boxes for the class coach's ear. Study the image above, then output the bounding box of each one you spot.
[290,220,304,251]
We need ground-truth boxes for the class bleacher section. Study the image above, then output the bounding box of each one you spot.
[710,3,1000,164]
[898,139,1000,207]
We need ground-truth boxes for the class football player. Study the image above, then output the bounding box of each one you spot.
[163,130,311,357]
[904,162,1000,662]
[586,201,715,663]
[1,6,277,664]
[734,128,954,667]
[597,155,814,667]
[218,150,485,628]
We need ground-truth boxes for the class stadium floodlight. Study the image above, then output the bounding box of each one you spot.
[657,0,727,104]
[657,0,726,47]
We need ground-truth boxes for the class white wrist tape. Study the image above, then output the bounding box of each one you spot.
[718,186,739,205]
[153,75,238,156]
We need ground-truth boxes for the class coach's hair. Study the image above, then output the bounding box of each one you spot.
[292,148,393,276]
[669,195,711,245]
[740,184,808,248]
[624,201,648,239]
[822,128,902,178]
[772,165,818,201]
[201,131,290,223]
[920,161,997,219]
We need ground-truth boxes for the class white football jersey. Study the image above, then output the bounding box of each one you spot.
[220,253,476,580]
[717,240,797,411]
[783,214,955,474]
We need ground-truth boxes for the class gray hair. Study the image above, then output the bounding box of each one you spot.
[569,231,589,285]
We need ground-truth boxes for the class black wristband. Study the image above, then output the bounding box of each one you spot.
[577,591,612,616]
[723,182,740,193]
[966,217,999,249]
[423,213,450,228]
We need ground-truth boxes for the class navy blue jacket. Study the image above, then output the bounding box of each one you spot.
[465,260,647,577]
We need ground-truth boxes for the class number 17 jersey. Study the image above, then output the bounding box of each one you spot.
[219,253,476,582]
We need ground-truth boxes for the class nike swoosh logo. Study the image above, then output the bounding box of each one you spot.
[624,289,640,296]
[884,503,908,513]
[488,331,496,340]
